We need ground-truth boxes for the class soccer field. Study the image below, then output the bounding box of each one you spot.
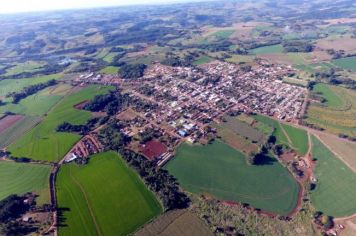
[57,151,162,236]
[164,140,299,215]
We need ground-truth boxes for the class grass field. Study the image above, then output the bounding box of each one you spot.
[8,85,113,162]
[57,151,162,236]
[165,140,299,215]
[135,209,213,236]
[306,84,356,137]
[211,30,235,39]
[5,61,46,76]
[254,115,309,155]
[250,44,284,55]
[193,56,213,65]
[0,116,40,148]
[99,66,119,74]
[332,56,356,71]
[0,161,51,205]
[0,74,61,97]
[310,136,356,217]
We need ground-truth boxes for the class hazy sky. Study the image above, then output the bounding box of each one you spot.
[0,0,187,14]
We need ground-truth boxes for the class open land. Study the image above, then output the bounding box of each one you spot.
[164,140,299,215]
[310,136,356,217]
[0,161,51,205]
[57,151,162,236]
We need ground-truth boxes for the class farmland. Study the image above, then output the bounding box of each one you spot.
[310,136,356,217]
[5,61,46,76]
[99,66,119,74]
[306,84,356,137]
[165,140,299,215]
[0,161,51,205]
[56,151,162,236]
[249,44,284,55]
[135,209,213,236]
[331,56,356,71]
[8,85,113,162]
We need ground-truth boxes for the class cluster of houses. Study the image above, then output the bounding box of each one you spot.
[64,134,103,163]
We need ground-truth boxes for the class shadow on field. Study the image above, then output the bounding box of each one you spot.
[57,207,70,227]
[254,154,277,166]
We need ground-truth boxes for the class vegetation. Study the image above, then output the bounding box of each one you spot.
[310,136,356,217]
[57,151,162,236]
[0,161,51,204]
[119,64,147,79]
[8,85,113,162]
[331,56,356,71]
[165,140,299,215]
[84,91,131,115]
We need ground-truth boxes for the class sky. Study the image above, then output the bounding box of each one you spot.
[0,0,190,14]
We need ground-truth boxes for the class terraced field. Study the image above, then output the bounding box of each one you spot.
[57,151,162,236]
[306,84,356,137]
[310,136,356,217]
[165,140,299,215]
[0,161,51,205]
[8,85,113,162]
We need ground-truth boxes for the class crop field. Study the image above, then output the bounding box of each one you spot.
[254,115,308,155]
[164,140,300,215]
[135,209,213,236]
[306,84,356,137]
[57,151,162,236]
[0,161,51,205]
[310,136,356,217]
[0,115,40,149]
[193,56,213,65]
[317,133,356,172]
[5,61,46,76]
[99,66,119,74]
[332,56,356,71]
[211,30,235,39]
[0,74,62,97]
[223,116,265,144]
[8,85,113,162]
[249,44,284,55]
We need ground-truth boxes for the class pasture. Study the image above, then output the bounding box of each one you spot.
[306,84,356,137]
[164,140,299,215]
[8,85,113,162]
[193,56,213,65]
[254,115,309,155]
[135,209,213,236]
[57,151,162,236]
[332,56,356,71]
[211,30,235,39]
[249,44,284,55]
[5,61,46,76]
[310,136,356,217]
[0,161,51,205]
[99,66,119,74]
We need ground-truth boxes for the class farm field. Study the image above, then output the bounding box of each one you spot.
[211,29,235,39]
[193,56,213,65]
[306,84,356,137]
[317,132,356,172]
[0,74,62,97]
[5,61,46,76]
[0,116,40,148]
[0,161,51,205]
[57,151,162,236]
[331,56,356,71]
[249,44,284,55]
[8,85,113,162]
[164,140,299,215]
[310,136,356,217]
[254,115,309,155]
[135,209,213,236]
[99,66,119,74]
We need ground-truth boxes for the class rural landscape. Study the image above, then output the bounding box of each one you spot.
[0,0,355,235]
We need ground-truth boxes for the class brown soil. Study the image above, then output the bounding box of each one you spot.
[74,100,89,109]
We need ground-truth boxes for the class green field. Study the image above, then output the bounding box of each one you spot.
[193,56,213,65]
[331,56,356,71]
[57,151,162,236]
[8,85,113,162]
[0,116,40,148]
[211,30,235,39]
[310,136,356,217]
[5,61,46,76]
[0,74,62,97]
[99,66,119,74]
[250,44,284,55]
[254,115,309,155]
[165,140,299,215]
[312,83,343,108]
[0,161,51,205]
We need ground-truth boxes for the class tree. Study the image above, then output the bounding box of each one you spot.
[119,64,147,79]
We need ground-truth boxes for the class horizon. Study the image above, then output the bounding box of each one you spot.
[0,0,204,14]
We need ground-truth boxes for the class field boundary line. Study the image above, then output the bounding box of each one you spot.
[314,134,356,173]
[69,166,102,236]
